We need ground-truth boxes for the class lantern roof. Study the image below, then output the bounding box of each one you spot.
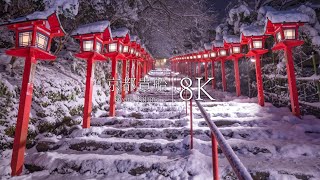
[130,35,139,42]
[71,20,112,41]
[1,11,65,37]
[264,9,309,35]
[223,35,241,44]
[212,40,224,48]
[265,10,310,24]
[112,28,130,38]
[204,43,213,51]
[241,24,265,37]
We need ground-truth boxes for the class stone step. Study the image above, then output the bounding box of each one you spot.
[24,151,199,177]
[69,126,212,142]
[91,118,188,128]
[35,137,190,156]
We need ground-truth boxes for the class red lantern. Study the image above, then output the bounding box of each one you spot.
[241,24,269,106]
[213,40,229,92]
[224,35,243,97]
[71,20,111,128]
[1,12,65,176]
[264,10,309,117]
[104,28,130,116]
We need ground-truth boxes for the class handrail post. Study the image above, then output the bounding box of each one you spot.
[190,99,193,149]
[193,96,253,180]
[211,133,219,180]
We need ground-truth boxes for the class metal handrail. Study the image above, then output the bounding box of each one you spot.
[192,97,253,180]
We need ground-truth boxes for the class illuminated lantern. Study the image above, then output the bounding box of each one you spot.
[111,28,130,102]
[264,10,309,117]
[241,24,269,106]
[104,28,127,117]
[224,35,243,97]
[129,35,138,93]
[71,20,111,128]
[1,12,65,176]
[204,43,213,83]
[209,47,218,89]
[213,40,229,91]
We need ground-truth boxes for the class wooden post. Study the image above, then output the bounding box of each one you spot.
[285,47,301,117]
[212,61,216,89]
[255,54,265,106]
[128,60,133,94]
[211,134,219,180]
[11,51,36,176]
[221,60,227,92]
[109,57,117,117]
[234,59,241,97]
[83,55,95,128]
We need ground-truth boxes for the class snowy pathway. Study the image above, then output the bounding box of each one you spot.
[1,70,320,180]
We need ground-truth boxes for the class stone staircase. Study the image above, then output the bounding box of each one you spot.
[13,72,320,179]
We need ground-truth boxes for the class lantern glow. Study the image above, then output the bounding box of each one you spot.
[219,50,226,56]
[284,29,296,40]
[18,31,32,47]
[233,46,240,54]
[96,41,102,53]
[123,46,129,53]
[35,32,49,50]
[210,52,216,57]
[253,40,263,49]
[109,43,117,52]
[83,40,94,51]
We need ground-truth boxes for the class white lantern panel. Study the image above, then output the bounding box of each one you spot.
[210,52,216,57]
[19,31,32,47]
[253,40,263,49]
[233,47,240,54]
[96,41,102,53]
[197,55,201,59]
[119,44,123,53]
[109,43,117,52]
[83,40,94,51]
[36,32,49,50]
[220,50,226,56]
[123,46,129,53]
[204,54,209,58]
[284,29,296,40]
[276,32,282,42]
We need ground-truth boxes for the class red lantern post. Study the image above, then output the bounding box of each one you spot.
[224,35,244,97]
[111,28,131,102]
[209,50,218,89]
[265,11,309,117]
[213,41,229,92]
[71,21,111,128]
[2,12,65,176]
[241,25,269,106]
[104,30,127,117]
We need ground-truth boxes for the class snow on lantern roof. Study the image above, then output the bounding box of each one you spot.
[241,24,265,37]
[265,10,310,24]
[204,43,213,51]
[223,35,241,44]
[111,27,130,38]
[3,9,56,24]
[1,10,65,36]
[130,35,139,42]
[212,40,224,48]
[71,20,111,36]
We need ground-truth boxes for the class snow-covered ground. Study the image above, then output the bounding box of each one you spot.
[1,69,320,180]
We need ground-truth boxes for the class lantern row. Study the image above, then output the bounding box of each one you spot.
[0,12,155,177]
[171,10,309,119]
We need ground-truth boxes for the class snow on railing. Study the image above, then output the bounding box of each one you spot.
[190,96,253,180]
